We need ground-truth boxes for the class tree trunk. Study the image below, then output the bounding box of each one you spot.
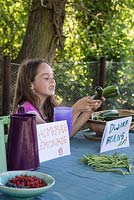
[16,0,66,65]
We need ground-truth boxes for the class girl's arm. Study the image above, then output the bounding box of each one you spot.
[71,97,103,137]
[71,111,92,137]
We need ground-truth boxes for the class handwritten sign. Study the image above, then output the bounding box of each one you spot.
[36,120,71,163]
[100,116,132,153]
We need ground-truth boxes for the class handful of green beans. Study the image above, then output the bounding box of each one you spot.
[80,153,133,175]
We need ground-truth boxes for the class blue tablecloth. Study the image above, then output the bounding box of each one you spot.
[1,131,134,200]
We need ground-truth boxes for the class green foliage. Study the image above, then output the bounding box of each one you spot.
[105,62,134,109]
[0,0,134,109]
[54,0,134,109]
[53,61,99,105]
[56,0,134,63]
[54,61,134,109]
[0,0,31,60]
[1,0,134,63]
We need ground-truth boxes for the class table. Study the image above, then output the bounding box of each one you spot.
[1,130,134,200]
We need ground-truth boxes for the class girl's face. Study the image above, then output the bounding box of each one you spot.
[31,62,56,100]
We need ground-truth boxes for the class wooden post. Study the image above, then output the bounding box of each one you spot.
[2,56,11,115]
[99,56,106,87]
[98,57,106,111]
[0,55,3,115]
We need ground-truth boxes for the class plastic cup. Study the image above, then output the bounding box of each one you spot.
[54,107,73,136]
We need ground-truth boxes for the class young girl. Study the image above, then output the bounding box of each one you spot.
[13,58,103,137]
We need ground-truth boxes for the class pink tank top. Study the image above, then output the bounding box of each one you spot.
[21,101,47,121]
[23,101,39,114]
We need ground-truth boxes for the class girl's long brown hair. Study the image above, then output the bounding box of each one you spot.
[13,58,58,122]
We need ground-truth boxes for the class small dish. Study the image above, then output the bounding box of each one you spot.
[0,170,55,199]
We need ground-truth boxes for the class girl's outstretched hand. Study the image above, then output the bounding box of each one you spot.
[73,96,103,113]
[71,96,105,137]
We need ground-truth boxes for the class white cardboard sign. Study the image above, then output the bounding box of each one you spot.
[36,120,71,163]
[100,116,132,153]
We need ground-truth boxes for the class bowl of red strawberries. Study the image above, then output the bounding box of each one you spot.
[0,170,55,199]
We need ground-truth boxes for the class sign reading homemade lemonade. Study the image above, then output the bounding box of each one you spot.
[100,116,132,153]
[37,120,71,163]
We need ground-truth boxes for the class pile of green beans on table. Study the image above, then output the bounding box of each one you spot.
[80,153,134,175]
